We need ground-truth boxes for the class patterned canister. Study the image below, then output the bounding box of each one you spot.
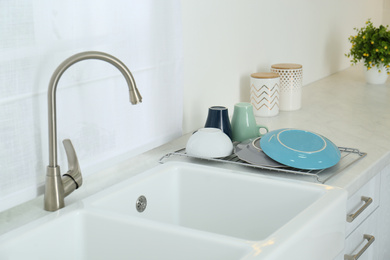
[250,72,280,117]
[270,63,303,111]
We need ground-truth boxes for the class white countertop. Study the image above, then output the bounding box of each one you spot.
[1,65,390,236]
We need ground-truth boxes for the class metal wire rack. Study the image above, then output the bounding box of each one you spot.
[159,147,367,184]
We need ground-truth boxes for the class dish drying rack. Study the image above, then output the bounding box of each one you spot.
[159,147,367,184]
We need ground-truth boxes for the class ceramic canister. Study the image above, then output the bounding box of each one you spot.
[270,63,303,111]
[250,72,280,117]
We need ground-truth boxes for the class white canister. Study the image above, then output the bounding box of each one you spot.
[270,63,303,111]
[250,72,280,117]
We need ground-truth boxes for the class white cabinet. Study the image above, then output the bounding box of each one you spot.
[334,164,390,260]
[342,210,378,260]
[335,173,381,260]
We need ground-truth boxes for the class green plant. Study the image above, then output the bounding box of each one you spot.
[345,19,390,74]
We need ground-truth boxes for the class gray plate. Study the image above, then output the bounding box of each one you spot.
[234,137,286,168]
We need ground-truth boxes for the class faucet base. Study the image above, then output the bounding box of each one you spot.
[44,166,65,211]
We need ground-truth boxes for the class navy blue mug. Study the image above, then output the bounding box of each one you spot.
[204,106,233,140]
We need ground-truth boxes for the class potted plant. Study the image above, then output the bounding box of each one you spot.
[345,19,390,84]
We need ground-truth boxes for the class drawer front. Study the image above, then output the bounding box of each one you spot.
[342,209,378,260]
[345,174,380,236]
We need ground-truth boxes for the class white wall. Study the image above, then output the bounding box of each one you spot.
[384,0,390,25]
[0,0,183,212]
[180,0,385,133]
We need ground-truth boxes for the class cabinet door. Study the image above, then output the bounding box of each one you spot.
[378,165,390,259]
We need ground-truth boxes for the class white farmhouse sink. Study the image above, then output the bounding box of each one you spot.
[87,162,347,259]
[0,162,347,260]
[0,208,248,260]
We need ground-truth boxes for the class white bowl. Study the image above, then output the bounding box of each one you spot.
[186,128,233,158]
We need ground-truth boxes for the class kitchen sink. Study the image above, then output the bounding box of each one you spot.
[87,162,347,259]
[0,162,347,259]
[0,208,248,260]
[89,162,333,240]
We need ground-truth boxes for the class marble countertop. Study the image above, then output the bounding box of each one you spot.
[1,65,390,236]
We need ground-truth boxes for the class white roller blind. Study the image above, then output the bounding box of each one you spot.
[0,0,183,212]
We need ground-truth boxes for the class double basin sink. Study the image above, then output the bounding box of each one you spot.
[0,162,347,259]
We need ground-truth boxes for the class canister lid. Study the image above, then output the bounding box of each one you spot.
[271,63,302,69]
[251,72,280,79]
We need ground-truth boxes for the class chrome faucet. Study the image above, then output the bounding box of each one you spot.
[44,51,142,211]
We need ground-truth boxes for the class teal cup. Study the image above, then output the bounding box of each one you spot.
[231,102,269,142]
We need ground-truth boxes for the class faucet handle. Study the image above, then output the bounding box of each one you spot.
[62,139,83,197]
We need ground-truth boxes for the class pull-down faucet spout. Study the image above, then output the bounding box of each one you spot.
[44,51,142,212]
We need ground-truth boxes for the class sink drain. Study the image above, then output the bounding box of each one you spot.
[136,195,147,212]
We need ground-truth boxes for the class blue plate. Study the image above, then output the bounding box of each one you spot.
[260,129,341,170]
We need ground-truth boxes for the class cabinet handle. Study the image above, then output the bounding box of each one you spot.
[346,196,373,223]
[344,234,375,260]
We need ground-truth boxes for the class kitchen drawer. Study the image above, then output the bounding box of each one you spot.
[335,208,378,260]
[345,174,380,236]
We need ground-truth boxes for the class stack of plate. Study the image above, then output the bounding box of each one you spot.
[234,128,341,170]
